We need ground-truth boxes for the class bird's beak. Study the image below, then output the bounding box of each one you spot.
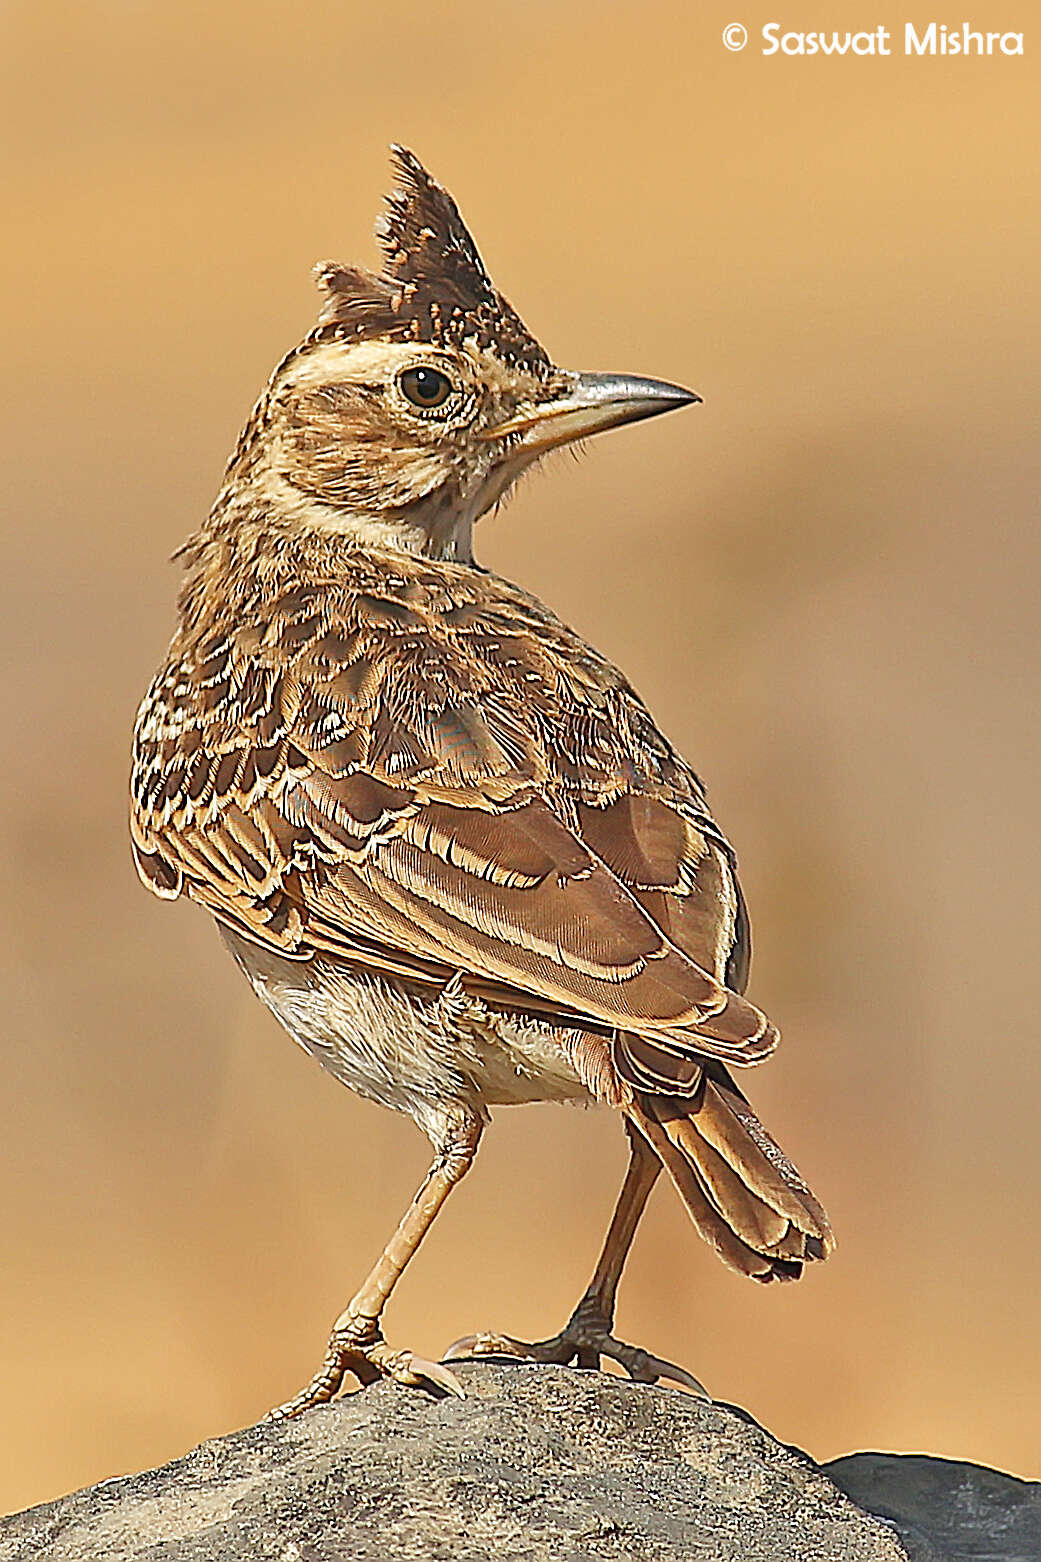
[480,371,700,454]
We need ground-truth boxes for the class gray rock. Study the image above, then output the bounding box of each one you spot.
[825,1452,1041,1562]
[0,1362,908,1561]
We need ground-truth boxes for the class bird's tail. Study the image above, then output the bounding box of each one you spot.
[626,1065,834,1281]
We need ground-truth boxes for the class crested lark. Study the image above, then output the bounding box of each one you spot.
[131,148,833,1417]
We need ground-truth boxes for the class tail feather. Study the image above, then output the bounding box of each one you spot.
[630,1104,781,1278]
[695,1073,831,1234]
[627,1066,834,1283]
[681,1125,792,1250]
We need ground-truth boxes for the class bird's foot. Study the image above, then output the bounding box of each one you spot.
[445,1295,708,1396]
[266,1311,465,1420]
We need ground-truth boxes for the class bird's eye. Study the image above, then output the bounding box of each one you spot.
[398,366,454,410]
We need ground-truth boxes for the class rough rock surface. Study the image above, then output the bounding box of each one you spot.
[826,1451,1041,1562]
[0,1363,908,1561]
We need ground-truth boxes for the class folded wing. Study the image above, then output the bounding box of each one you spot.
[130,571,778,1072]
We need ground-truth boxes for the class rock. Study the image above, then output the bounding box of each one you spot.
[0,1362,908,1561]
[7,1365,1035,1561]
[825,1451,1041,1562]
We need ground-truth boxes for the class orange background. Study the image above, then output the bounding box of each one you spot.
[3,0,1039,1514]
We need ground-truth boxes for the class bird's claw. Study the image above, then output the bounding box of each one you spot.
[266,1318,465,1419]
[393,1351,467,1398]
[444,1319,708,1398]
[445,1329,543,1364]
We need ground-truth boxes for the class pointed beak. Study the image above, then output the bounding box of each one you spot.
[481,371,700,454]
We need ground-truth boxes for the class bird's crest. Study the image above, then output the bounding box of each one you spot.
[313,147,552,375]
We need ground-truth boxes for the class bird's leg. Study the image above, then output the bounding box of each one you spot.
[448,1119,707,1394]
[568,1118,663,1348]
[268,1109,483,1419]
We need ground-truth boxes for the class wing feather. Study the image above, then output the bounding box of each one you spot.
[131,557,776,1070]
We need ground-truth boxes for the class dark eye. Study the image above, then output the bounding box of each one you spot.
[398,366,454,410]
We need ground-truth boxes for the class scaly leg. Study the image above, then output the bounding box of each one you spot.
[448,1119,706,1393]
[268,1108,483,1419]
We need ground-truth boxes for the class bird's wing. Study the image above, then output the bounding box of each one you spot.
[131,571,775,1070]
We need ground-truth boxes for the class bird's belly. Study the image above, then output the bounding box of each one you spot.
[220,929,593,1128]
[462,1014,593,1108]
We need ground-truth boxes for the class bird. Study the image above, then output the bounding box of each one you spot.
[130,146,833,1419]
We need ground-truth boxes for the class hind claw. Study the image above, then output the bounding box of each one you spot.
[409,1354,467,1397]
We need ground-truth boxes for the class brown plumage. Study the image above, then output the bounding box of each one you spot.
[131,147,832,1416]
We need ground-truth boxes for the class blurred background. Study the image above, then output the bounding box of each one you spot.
[3,0,1039,1514]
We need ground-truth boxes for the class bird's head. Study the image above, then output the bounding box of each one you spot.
[231,147,698,561]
